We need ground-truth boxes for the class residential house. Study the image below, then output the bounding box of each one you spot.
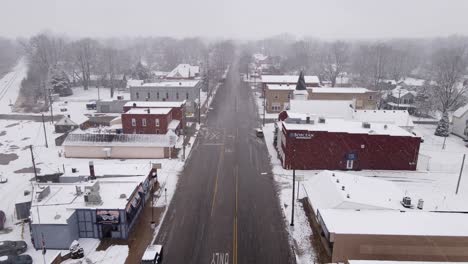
[166,64,200,79]
[55,115,79,133]
[452,104,468,140]
[383,87,417,113]
[308,87,377,110]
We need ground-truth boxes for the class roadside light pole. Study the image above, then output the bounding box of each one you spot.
[291,146,296,226]
[263,84,266,126]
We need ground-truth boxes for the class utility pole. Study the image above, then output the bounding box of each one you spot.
[41,114,48,148]
[182,105,186,160]
[456,154,466,194]
[29,145,38,182]
[290,146,296,226]
[48,88,54,124]
[198,84,201,124]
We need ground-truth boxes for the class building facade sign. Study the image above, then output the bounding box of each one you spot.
[96,210,120,224]
[289,132,314,139]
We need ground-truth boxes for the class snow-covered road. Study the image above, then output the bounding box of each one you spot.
[0,58,27,114]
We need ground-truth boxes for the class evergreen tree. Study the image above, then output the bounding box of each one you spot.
[434,112,450,137]
[132,61,150,80]
[50,68,72,96]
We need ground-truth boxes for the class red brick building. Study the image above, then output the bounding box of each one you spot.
[122,107,181,135]
[122,101,185,135]
[277,118,420,170]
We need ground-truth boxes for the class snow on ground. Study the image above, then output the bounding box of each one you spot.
[0,58,27,114]
[262,123,316,263]
[52,86,129,124]
[62,239,128,264]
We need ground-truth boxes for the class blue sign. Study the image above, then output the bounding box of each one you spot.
[346,152,357,161]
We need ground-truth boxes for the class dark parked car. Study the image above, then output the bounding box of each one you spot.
[0,241,27,256]
[0,255,32,264]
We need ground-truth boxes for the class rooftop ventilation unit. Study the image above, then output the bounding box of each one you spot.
[400,196,414,208]
[362,122,371,129]
[318,117,326,124]
[417,198,424,210]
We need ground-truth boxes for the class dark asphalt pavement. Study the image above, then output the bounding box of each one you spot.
[155,58,294,264]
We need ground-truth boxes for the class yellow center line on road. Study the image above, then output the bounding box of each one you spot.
[233,164,239,264]
[210,129,226,217]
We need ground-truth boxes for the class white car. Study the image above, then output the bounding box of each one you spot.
[141,245,163,264]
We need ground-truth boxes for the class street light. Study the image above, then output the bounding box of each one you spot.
[290,146,296,226]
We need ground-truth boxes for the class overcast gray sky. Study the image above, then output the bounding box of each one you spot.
[1,0,468,39]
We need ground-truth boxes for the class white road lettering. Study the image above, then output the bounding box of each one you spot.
[211,252,229,264]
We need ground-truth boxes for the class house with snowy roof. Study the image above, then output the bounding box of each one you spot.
[383,87,417,113]
[55,115,79,133]
[166,64,200,79]
[452,104,468,140]
[308,87,377,110]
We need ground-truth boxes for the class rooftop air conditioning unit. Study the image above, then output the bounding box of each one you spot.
[417,199,424,210]
[401,196,413,208]
[318,117,326,124]
[362,122,371,129]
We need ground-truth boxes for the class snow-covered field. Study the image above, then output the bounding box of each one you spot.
[262,121,468,263]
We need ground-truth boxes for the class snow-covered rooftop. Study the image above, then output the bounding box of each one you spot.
[261,75,320,84]
[30,179,145,224]
[319,209,468,238]
[453,104,468,118]
[168,120,180,130]
[289,100,355,119]
[125,108,172,115]
[166,64,200,79]
[349,261,463,264]
[353,110,414,128]
[140,80,200,88]
[400,77,425,87]
[126,79,144,88]
[303,171,404,214]
[124,101,185,108]
[283,118,414,137]
[311,87,372,94]
[63,133,176,147]
[390,87,417,98]
[266,84,296,90]
[55,116,78,126]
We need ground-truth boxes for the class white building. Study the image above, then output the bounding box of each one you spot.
[63,132,177,159]
[452,104,468,140]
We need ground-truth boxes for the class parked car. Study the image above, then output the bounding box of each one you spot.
[0,255,32,264]
[0,211,5,231]
[255,128,264,138]
[86,101,97,110]
[0,241,27,256]
[141,245,163,264]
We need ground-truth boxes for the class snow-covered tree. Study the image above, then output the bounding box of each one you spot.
[50,67,72,96]
[434,112,450,137]
[131,61,150,80]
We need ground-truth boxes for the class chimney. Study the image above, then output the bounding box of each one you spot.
[147,108,150,114]
[89,161,96,180]
[133,103,137,107]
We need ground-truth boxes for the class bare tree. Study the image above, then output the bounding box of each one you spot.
[73,38,98,90]
[430,46,467,114]
[322,41,349,87]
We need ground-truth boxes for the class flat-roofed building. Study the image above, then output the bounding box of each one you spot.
[308,87,377,109]
[317,209,468,262]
